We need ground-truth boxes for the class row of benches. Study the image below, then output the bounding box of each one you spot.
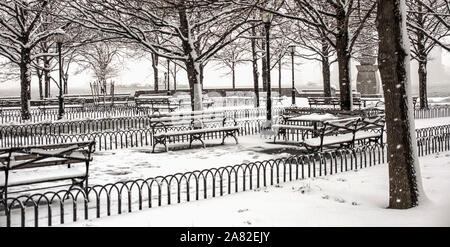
[308,97,363,108]
[273,114,385,152]
[0,110,384,202]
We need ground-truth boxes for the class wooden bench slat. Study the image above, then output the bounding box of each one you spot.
[0,166,86,187]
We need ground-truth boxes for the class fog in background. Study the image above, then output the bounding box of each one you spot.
[1,46,449,98]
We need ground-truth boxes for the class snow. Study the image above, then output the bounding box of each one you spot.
[288,113,338,121]
[67,151,450,227]
[0,165,85,187]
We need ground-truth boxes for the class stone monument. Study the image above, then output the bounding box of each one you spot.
[356,55,381,95]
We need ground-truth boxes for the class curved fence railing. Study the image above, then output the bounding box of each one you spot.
[0,108,284,149]
[0,144,386,227]
[0,107,278,133]
[1,132,450,227]
[415,124,450,138]
[0,118,268,150]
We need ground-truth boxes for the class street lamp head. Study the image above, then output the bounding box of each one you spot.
[54,31,68,44]
[288,45,296,54]
[260,10,273,24]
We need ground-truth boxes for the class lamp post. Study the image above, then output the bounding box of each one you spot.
[288,45,296,105]
[261,10,273,128]
[54,32,67,120]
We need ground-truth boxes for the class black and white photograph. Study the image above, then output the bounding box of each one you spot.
[0,0,449,233]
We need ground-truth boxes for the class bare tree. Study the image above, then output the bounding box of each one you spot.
[213,38,251,90]
[0,0,68,119]
[377,0,425,208]
[74,41,124,90]
[67,0,256,111]
[241,0,377,110]
[407,0,450,109]
[284,21,337,97]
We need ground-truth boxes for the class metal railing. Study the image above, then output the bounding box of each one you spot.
[2,132,450,227]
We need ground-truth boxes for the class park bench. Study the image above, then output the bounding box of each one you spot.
[135,95,178,114]
[0,141,96,201]
[0,98,21,108]
[151,112,239,152]
[272,115,316,143]
[173,96,215,109]
[302,115,385,152]
[308,97,362,109]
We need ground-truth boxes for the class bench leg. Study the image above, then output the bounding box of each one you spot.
[190,134,205,148]
[222,130,238,145]
[152,136,168,153]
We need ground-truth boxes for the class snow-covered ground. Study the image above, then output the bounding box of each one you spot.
[87,135,300,185]
[3,108,450,227]
[414,117,450,129]
[7,116,450,194]
[67,151,450,227]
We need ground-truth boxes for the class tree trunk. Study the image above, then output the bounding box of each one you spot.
[336,10,352,110]
[336,41,352,110]
[232,62,236,90]
[36,58,44,100]
[64,74,69,95]
[173,63,177,92]
[418,59,428,109]
[44,57,51,98]
[377,0,424,209]
[322,42,332,97]
[152,53,159,91]
[20,49,32,120]
[179,3,202,111]
[251,24,260,107]
[200,63,204,87]
[278,59,282,96]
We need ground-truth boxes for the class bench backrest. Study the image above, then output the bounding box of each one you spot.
[135,97,170,105]
[356,114,385,132]
[309,97,362,106]
[0,141,95,171]
[150,112,236,134]
[322,117,361,136]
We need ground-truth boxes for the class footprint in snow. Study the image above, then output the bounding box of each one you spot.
[334,197,346,203]
[243,220,252,225]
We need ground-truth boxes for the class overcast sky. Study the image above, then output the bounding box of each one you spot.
[1,46,449,98]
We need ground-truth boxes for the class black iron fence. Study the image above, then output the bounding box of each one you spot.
[414,105,450,119]
[2,131,449,227]
[415,124,450,138]
[0,108,282,149]
[0,118,267,150]
[0,143,386,227]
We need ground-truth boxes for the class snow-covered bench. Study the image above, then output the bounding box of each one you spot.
[135,96,178,114]
[308,97,362,109]
[272,115,316,143]
[151,114,239,152]
[0,141,96,201]
[302,115,385,152]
